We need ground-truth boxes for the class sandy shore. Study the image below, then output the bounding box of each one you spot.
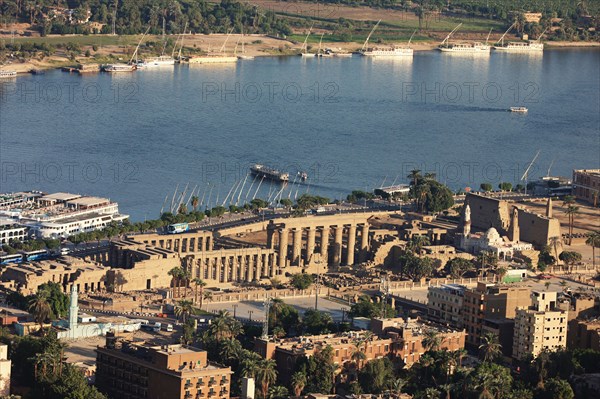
[1,34,597,74]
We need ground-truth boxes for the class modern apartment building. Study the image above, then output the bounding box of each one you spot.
[513,291,568,359]
[427,284,466,328]
[96,334,232,399]
[573,169,600,206]
[462,282,531,347]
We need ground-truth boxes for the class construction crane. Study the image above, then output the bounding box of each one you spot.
[521,150,541,195]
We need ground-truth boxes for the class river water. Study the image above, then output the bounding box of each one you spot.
[1,49,598,219]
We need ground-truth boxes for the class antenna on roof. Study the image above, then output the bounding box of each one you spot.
[262,297,271,339]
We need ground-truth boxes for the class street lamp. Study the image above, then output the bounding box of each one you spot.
[233,304,238,318]
[248,310,254,321]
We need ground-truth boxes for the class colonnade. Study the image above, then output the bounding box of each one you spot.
[267,222,370,268]
[186,249,277,283]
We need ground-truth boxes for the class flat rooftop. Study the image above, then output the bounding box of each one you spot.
[67,197,111,208]
[40,192,82,202]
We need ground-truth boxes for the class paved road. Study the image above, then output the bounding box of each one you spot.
[203,296,351,322]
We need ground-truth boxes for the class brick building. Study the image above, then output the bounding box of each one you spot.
[96,334,232,399]
[255,317,465,384]
[462,282,531,347]
[573,169,600,206]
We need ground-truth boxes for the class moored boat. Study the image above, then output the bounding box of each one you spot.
[0,70,17,78]
[250,164,289,182]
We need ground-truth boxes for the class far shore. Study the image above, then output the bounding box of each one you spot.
[1,34,598,74]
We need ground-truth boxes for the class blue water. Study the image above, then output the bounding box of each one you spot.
[1,49,599,220]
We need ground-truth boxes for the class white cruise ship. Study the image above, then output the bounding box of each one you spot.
[0,70,17,78]
[493,41,544,52]
[439,24,491,54]
[143,55,176,67]
[0,191,128,239]
[493,22,545,52]
[361,46,413,57]
[360,21,415,57]
[103,63,136,72]
[439,42,491,53]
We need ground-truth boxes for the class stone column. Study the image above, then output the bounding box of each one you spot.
[333,226,343,266]
[278,228,289,268]
[292,229,302,266]
[306,227,316,264]
[346,224,356,265]
[266,226,275,249]
[320,227,329,260]
[360,224,370,263]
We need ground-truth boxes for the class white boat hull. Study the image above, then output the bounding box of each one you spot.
[361,49,413,57]
[188,56,238,64]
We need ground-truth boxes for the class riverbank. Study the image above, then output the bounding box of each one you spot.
[2,33,598,74]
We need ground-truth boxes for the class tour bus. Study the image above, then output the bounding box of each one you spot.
[0,253,23,265]
[22,249,49,262]
[167,223,189,234]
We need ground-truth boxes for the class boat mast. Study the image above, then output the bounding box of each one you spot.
[536,28,548,42]
[301,24,314,52]
[241,26,245,54]
[441,23,462,47]
[408,29,417,46]
[175,23,187,59]
[219,29,234,53]
[496,21,516,46]
[362,19,381,51]
[318,33,324,55]
[485,28,492,45]
[129,26,151,64]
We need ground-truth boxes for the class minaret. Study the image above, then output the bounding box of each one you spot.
[462,204,471,236]
[546,197,553,218]
[68,284,79,331]
[509,207,520,242]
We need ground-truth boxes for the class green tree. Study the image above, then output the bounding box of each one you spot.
[38,282,69,319]
[585,230,600,270]
[358,357,395,394]
[536,377,574,399]
[290,273,313,290]
[256,359,277,399]
[174,300,196,323]
[444,257,474,278]
[498,182,513,191]
[301,309,333,335]
[28,290,52,333]
[479,331,502,362]
[290,371,306,396]
[480,183,493,192]
[349,295,395,318]
[559,251,582,273]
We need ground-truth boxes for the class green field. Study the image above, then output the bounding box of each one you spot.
[6,35,145,47]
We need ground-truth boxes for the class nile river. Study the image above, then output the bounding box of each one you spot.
[1,49,599,219]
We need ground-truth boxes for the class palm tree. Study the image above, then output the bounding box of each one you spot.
[180,267,192,298]
[407,235,431,253]
[351,342,367,372]
[440,383,453,399]
[422,328,442,352]
[220,338,242,362]
[203,291,213,307]
[193,278,206,306]
[408,169,422,187]
[191,196,199,211]
[28,290,51,334]
[168,267,183,298]
[478,332,502,363]
[389,377,407,396]
[209,310,243,341]
[268,385,288,399]
[585,231,600,270]
[544,281,551,291]
[495,267,507,284]
[290,371,306,397]
[256,359,277,399]
[549,236,562,269]
[565,205,579,245]
[174,300,196,324]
